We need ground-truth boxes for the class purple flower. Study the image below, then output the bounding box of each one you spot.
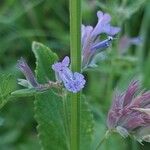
[119,35,142,54]
[52,56,86,93]
[17,58,39,88]
[107,80,150,143]
[82,11,120,68]
[91,36,113,51]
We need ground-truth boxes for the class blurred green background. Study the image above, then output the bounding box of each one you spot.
[0,0,150,149]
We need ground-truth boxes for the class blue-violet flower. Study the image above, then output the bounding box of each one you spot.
[82,11,120,68]
[52,56,86,93]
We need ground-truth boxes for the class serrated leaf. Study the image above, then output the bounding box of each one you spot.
[32,41,58,83]
[0,74,16,109]
[32,41,68,150]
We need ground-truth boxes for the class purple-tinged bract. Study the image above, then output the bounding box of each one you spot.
[17,58,39,88]
[52,56,86,93]
[107,80,150,143]
[82,11,120,69]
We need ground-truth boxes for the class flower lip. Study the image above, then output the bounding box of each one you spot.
[91,36,114,51]
[52,56,70,72]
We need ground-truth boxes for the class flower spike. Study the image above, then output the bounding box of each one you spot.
[107,80,150,143]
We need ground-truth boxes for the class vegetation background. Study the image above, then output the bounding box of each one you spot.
[0,0,150,149]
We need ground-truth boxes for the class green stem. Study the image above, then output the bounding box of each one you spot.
[70,0,81,149]
[136,1,150,72]
[96,130,110,150]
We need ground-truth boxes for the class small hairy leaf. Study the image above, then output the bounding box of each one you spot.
[0,74,16,109]
[11,88,38,97]
[32,41,68,150]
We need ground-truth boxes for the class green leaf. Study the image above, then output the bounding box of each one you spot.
[0,74,16,109]
[32,41,68,150]
[80,96,94,150]
[11,88,38,97]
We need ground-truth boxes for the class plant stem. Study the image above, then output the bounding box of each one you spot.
[136,0,150,72]
[70,0,81,149]
[96,130,110,150]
